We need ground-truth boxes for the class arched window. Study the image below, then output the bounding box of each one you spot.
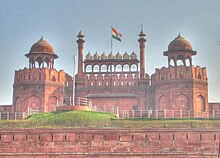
[85,65,92,73]
[186,58,190,66]
[101,65,107,72]
[108,64,115,72]
[131,64,137,72]
[115,64,122,72]
[169,59,175,66]
[51,76,56,82]
[36,57,43,68]
[93,65,99,73]
[123,64,129,72]
[45,58,50,68]
[177,55,184,66]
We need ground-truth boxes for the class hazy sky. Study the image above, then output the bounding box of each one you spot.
[0,0,220,104]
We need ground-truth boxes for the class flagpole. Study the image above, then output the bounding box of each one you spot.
[111,28,113,53]
[72,55,76,106]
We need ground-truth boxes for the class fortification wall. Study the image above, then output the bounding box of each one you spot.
[0,128,219,157]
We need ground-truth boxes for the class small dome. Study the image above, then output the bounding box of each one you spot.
[101,53,107,60]
[30,37,54,54]
[123,52,129,60]
[86,52,92,60]
[168,34,192,52]
[116,52,122,59]
[108,52,114,59]
[93,52,100,60]
[130,52,137,59]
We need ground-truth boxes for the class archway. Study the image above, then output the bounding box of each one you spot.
[195,95,206,112]
[174,94,189,110]
[26,95,41,112]
[159,95,168,110]
[48,96,58,112]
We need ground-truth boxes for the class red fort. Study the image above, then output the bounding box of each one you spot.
[1,29,216,117]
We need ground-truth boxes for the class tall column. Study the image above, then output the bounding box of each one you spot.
[76,31,85,78]
[138,28,146,79]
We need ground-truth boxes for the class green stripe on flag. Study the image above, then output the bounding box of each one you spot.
[112,35,121,41]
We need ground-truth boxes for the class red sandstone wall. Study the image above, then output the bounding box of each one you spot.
[0,128,219,157]
[0,105,14,113]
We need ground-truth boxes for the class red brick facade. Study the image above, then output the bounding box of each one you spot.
[0,128,219,157]
[4,30,209,116]
[75,31,209,117]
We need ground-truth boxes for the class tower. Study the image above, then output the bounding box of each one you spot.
[13,37,73,113]
[138,27,146,79]
[152,34,208,117]
[76,31,85,79]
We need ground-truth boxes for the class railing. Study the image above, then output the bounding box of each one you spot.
[0,112,24,120]
[117,109,208,119]
[62,97,92,107]
[22,108,40,119]
[1,108,219,120]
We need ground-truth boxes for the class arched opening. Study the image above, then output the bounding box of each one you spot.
[174,94,189,110]
[123,64,130,72]
[169,58,175,66]
[45,58,50,68]
[115,64,122,72]
[159,95,168,110]
[131,64,137,72]
[36,57,43,68]
[177,55,184,66]
[26,95,41,112]
[85,65,92,73]
[186,56,191,66]
[48,96,58,112]
[108,64,115,73]
[101,64,107,72]
[93,65,99,73]
[51,76,56,81]
[195,95,206,112]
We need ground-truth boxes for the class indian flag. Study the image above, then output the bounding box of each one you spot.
[112,27,122,42]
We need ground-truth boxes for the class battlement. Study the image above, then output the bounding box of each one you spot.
[151,65,207,84]
[14,68,69,85]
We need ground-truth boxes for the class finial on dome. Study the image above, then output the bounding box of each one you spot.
[139,24,146,37]
[77,31,85,39]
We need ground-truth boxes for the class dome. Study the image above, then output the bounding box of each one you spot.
[108,52,114,59]
[101,53,107,60]
[86,52,92,60]
[168,34,192,52]
[116,52,122,59]
[30,37,54,54]
[123,52,129,60]
[130,52,137,59]
[93,52,100,60]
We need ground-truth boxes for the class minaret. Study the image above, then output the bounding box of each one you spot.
[138,26,146,79]
[76,31,85,78]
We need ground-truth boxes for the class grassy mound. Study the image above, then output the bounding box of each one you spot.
[0,111,117,128]
[1,111,220,129]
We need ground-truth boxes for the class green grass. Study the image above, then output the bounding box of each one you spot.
[1,110,220,129]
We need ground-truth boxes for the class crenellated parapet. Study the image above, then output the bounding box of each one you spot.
[84,52,139,74]
[14,68,67,86]
[151,65,207,84]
